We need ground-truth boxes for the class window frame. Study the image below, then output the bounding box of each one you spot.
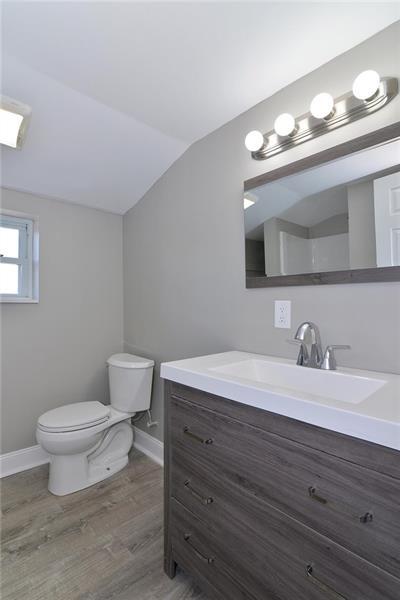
[0,210,39,303]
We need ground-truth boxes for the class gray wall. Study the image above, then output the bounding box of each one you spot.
[309,213,349,238]
[1,189,123,453]
[123,23,400,443]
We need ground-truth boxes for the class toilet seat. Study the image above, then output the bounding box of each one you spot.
[37,401,110,433]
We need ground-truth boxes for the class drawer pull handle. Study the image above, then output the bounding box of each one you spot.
[183,426,213,445]
[184,533,214,564]
[306,564,347,599]
[184,480,214,505]
[308,486,327,504]
[360,511,373,523]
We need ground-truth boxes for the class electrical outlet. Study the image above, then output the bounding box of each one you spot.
[274,300,291,329]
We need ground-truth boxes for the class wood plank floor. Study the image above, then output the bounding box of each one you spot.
[1,449,208,600]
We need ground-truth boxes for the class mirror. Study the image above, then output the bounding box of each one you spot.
[244,128,400,287]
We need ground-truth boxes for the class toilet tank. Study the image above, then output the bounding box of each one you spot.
[107,353,154,414]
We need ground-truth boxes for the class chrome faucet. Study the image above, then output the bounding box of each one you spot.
[288,321,350,370]
[294,321,324,368]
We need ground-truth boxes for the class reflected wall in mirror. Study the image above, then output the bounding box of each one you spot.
[244,125,400,287]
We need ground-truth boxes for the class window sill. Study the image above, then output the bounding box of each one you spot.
[0,296,39,304]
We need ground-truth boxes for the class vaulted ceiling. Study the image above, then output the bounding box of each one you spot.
[2,2,399,214]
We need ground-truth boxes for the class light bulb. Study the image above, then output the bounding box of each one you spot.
[310,93,335,120]
[244,130,265,152]
[352,70,380,101]
[274,113,296,137]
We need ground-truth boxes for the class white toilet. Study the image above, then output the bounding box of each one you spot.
[36,353,154,496]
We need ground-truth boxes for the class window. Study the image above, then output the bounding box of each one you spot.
[0,213,38,302]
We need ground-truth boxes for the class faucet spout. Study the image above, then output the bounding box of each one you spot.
[295,321,320,344]
[294,322,323,368]
[290,321,350,370]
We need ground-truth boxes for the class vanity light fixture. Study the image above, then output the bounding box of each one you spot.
[352,70,380,101]
[274,113,297,137]
[0,96,32,149]
[245,72,398,160]
[244,130,266,152]
[310,92,335,120]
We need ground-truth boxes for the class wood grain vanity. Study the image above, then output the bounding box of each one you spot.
[164,381,400,600]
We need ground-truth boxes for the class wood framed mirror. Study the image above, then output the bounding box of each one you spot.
[244,122,400,288]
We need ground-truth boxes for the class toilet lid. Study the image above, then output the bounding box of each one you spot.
[38,401,111,433]
[107,353,154,369]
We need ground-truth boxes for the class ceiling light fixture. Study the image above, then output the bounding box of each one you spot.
[352,70,381,101]
[243,192,257,210]
[245,74,397,160]
[274,113,296,137]
[244,130,266,152]
[310,92,335,120]
[0,96,32,149]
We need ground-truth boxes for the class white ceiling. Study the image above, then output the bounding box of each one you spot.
[1,2,399,214]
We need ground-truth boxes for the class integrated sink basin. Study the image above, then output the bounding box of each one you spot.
[161,351,400,450]
[210,358,386,404]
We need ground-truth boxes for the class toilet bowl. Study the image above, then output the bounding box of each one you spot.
[36,353,154,496]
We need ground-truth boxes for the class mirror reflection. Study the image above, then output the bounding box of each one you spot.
[244,139,400,278]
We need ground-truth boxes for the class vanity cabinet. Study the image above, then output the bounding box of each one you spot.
[164,381,400,600]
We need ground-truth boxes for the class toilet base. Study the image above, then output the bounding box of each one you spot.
[48,421,133,496]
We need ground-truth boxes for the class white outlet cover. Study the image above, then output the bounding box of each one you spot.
[274,300,291,329]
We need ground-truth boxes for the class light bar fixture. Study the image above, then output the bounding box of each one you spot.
[0,96,32,149]
[245,72,398,160]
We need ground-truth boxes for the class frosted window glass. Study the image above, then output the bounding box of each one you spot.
[0,227,19,258]
[0,263,19,294]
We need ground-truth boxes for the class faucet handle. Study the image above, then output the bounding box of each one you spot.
[321,345,351,371]
[287,339,309,366]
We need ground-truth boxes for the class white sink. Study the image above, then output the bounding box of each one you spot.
[210,358,386,404]
[160,351,400,450]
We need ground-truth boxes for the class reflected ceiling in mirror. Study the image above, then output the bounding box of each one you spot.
[243,128,400,287]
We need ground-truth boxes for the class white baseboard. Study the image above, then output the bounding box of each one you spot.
[0,428,163,478]
[0,444,49,478]
[133,426,164,466]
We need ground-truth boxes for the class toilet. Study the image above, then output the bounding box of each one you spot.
[36,353,154,496]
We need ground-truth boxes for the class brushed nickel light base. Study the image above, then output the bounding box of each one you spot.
[252,77,398,160]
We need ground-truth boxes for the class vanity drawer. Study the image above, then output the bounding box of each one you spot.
[170,499,258,600]
[170,490,400,600]
[170,381,400,480]
[170,395,400,577]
